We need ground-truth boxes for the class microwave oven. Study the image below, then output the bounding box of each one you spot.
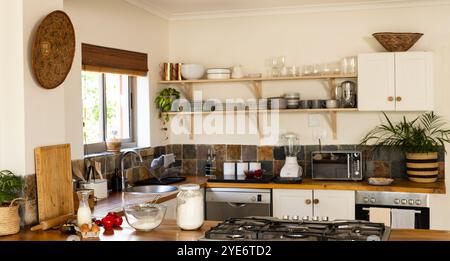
[311,151,363,181]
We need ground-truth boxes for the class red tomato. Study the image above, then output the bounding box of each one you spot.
[102,216,115,230]
[114,216,123,227]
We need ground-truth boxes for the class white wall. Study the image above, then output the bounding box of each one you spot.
[64,0,170,155]
[167,5,450,229]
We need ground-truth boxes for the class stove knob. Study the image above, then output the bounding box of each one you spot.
[282,215,290,220]
[302,216,310,221]
[394,199,400,204]
[415,200,422,206]
[292,216,300,221]
[251,196,257,202]
[322,216,329,222]
[363,197,369,203]
[370,198,376,203]
[401,199,407,205]
[408,199,415,205]
[312,216,320,221]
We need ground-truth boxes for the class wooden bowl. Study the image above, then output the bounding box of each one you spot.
[373,32,423,52]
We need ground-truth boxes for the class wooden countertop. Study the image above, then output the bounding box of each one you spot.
[2,219,450,241]
[206,178,446,194]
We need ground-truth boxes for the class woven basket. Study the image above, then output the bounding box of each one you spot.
[0,198,24,236]
[373,32,423,52]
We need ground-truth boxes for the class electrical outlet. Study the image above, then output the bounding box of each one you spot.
[309,114,321,127]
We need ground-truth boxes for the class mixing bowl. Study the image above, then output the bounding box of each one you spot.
[181,64,205,80]
[124,203,167,231]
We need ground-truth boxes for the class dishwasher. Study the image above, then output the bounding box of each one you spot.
[205,188,272,221]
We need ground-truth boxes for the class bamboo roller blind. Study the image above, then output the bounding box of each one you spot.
[82,43,148,76]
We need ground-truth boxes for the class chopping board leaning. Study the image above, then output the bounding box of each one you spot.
[35,144,74,222]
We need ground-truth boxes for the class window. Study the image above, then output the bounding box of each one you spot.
[82,71,134,150]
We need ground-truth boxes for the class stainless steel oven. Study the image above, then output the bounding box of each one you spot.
[312,151,363,180]
[356,191,430,229]
[205,188,272,221]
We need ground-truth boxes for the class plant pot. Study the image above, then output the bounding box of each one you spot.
[0,199,21,236]
[106,140,122,153]
[406,152,439,183]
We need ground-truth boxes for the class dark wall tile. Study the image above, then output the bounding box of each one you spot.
[154,146,166,158]
[183,145,197,159]
[273,147,285,161]
[227,145,242,161]
[182,159,197,175]
[197,145,212,160]
[339,145,356,151]
[296,146,305,161]
[258,146,273,161]
[242,145,257,162]
[322,145,338,151]
[261,161,273,173]
[22,174,37,201]
[438,146,445,162]
[439,162,445,179]
[390,161,407,179]
[197,160,208,176]
[273,160,285,176]
[213,145,227,161]
[367,161,390,178]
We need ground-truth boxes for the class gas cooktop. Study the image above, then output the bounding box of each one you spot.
[202,217,390,241]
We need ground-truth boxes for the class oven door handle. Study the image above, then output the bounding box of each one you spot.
[362,207,421,214]
[227,202,248,208]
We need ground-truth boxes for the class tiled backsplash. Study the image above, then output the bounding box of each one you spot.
[19,144,445,226]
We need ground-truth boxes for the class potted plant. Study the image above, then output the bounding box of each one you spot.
[154,87,181,123]
[361,112,450,183]
[0,170,24,236]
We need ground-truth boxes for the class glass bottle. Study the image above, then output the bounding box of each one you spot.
[76,190,92,227]
[176,184,204,230]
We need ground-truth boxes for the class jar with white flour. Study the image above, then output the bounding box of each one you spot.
[176,184,204,230]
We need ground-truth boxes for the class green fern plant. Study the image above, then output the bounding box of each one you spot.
[361,112,450,153]
[0,170,23,205]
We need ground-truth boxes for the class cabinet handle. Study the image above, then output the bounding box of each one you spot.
[313,199,320,205]
[305,199,312,205]
[387,96,394,102]
[396,96,402,102]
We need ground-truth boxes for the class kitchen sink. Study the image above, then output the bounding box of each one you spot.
[133,176,187,186]
[125,185,178,194]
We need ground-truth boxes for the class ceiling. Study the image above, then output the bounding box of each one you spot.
[125,0,448,20]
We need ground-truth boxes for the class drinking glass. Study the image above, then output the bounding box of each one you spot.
[341,57,357,75]
[302,65,313,76]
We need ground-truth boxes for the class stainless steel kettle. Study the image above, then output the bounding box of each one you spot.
[340,81,357,108]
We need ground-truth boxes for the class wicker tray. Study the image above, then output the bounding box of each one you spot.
[373,32,423,52]
[32,10,76,89]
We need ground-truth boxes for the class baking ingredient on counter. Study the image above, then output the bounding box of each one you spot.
[76,190,92,227]
[124,203,167,231]
[77,223,100,239]
[177,184,204,230]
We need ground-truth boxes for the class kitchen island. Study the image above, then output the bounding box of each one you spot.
[2,219,450,241]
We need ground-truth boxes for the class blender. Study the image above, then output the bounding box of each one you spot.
[280,133,303,179]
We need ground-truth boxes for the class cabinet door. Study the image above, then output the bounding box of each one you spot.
[395,52,433,111]
[358,53,395,111]
[164,198,177,220]
[272,189,313,219]
[313,190,355,220]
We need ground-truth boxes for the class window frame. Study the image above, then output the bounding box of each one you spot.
[82,71,137,155]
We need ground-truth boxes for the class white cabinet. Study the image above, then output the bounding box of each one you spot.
[358,52,433,111]
[313,190,355,220]
[272,189,355,220]
[273,189,313,218]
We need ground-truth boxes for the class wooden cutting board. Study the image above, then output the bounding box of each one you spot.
[35,144,74,222]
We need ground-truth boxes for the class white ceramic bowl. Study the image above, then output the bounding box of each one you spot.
[207,73,231,80]
[181,64,205,80]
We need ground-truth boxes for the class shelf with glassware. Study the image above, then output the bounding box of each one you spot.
[158,74,358,140]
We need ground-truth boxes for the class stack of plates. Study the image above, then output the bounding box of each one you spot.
[207,68,231,80]
[285,93,300,109]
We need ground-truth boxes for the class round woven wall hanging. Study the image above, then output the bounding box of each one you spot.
[32,10,75,89]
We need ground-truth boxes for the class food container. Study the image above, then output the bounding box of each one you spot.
[181,64,205,80]
[176,184,204,230]
[124,203,167,231]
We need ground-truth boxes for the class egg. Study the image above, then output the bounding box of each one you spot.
[80,224,90,233]
[91,224,100,233]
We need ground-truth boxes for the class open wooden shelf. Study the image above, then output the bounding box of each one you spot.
[163,108,358,116]
[159,74,357,84]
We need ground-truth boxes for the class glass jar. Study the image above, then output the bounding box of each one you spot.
[176,184,204,230]
[76,190,92,227]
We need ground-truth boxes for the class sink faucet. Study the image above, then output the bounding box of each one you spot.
[120,150,144,191]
